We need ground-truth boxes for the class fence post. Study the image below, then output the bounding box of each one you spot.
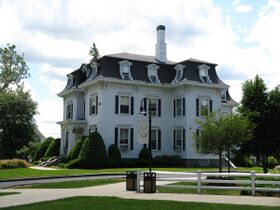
[251,171,256,196]
[197,170,201,194]
[137,171,141,193]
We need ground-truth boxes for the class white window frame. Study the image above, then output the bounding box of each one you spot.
[172,64,185,84]
[147,64,160,84]
[66,102,73,120]
[89,95,97,115]
[175,98,183,116]
[146,98,158,117]
[119,95,130,114]
[119,60,133,80]
[119,127,130,151]
[200,98,209,117]
[198,64,212,83]
[66,74,74,88]
[221,89,227,102]
[151,128,159,151]
[175,128,183,152]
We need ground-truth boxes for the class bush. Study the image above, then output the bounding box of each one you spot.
[119,159,136,168]
[153,155,182,167]
[233,154,253,167]
[268,156,278,169]
[45,138,61,157]
[34,137,54,160]
[16,141,41,162]
[66,159,80,169]
[0,159,30,169]
[138,147,151,160]
[66,136,87,162]
[70,132,107,169]
[108,144,121,160]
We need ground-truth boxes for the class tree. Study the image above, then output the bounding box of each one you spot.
[33,137,54,160]
[0,44,30,91]
[89,42,100,63]
[239,75,280,173]
[0,89,38,159]
[194,112,253,172]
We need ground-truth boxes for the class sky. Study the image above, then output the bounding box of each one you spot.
[0,0,279,138]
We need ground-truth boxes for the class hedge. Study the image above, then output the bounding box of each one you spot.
[34,137,54,160]
[0,159,30,169]
[45,138,61,157]
[108,144,121,160]
[66,136,87,162]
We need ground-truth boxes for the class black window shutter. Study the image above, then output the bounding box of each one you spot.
[143,98,147,116]
[173,100,176,117]
[130,97,134,115]
[89,98,92,115]
[158,129,161,151]
[96,95,98,114]
[173,129,176,151]
[114,127,118,146]
[183,98,185,116]
[158,99,161,117]
[196,98,199,117]
[115,95,119,114]
[183,129,186,151]
[130,128,134,150]
[71,104,73,119]
[209,99,213,113]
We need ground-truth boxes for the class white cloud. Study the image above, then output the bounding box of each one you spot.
[233,0,253,13]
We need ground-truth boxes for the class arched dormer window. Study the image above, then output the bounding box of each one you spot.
[90,62,98,80]
[147,64,160,84]
[66,74,75,89]
[172,64,185,84]
[198,64,212,83]
[118,60,133,80]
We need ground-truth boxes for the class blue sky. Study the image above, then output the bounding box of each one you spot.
[0,0,279,138]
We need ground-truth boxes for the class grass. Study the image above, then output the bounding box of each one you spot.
[0,196,279,210]
[0,192,20,196]
[0,167,277,180]
[15,178,124,189]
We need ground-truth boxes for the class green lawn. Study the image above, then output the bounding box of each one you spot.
[1,196,279,210]
[0,167,276,180]
[15,178,124,189]
[0,192,20,196]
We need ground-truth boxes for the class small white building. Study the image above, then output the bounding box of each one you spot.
[57,25,237,166]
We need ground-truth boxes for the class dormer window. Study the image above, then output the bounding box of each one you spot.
[66,74,74,88]
[198,64,212,83]
[172,64,185,84]
[221,89,227,102]
[147,64,160,84]
[90,62,98,79]
[119,60,133,80]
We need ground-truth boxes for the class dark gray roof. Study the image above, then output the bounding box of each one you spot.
[62,52,226,92]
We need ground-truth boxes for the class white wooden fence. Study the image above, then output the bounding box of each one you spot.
[136,171,280,196]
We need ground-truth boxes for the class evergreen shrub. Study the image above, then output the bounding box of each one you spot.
[45,138,61,157]
[34,137,54,160]
[66,136,87,162]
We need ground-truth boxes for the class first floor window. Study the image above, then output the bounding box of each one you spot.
[175,129,183,151]
[150,129,158,150]
[66,103,73,120]
[119,128,129,151]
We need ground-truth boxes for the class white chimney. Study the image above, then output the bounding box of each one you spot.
[155,25,167,63]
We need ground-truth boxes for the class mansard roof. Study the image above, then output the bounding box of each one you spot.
[62,52,227,91]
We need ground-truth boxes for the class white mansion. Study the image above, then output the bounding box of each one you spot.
[58,25,237,166]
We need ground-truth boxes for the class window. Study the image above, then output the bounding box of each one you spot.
[175,129,183,151]
[196,98,212,117]
[148,98,157,117]
[120,96,129,114]
[196,129,201,151]
[66,103,73,120]
[151,129,158,150]
[221,90,227,102]
[89,95,98,115]
[172,64,185,84]
[147,64,160,83]
[200,99,209,116]
[89,125,97,134]
[119,60,133,80]
[66,74,74,89]
[114,127,134,151]
[198,64,212,83]
[174,98,185,117]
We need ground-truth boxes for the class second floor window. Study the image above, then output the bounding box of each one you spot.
[120,96,129,114]
[89,95,98,115]
[148,98,157,117]
[196,98,212,117]
[174,98,185,117]
[115,95,134,115]
[66,103,73,120]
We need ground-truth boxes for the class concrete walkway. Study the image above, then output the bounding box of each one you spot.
[1,182,280,208]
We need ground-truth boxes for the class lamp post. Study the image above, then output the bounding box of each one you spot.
[139,98,152,172]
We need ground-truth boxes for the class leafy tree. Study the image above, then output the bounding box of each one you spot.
[194,112,253,172]
[0,89,38,159]
[239,75,280,173]
[34,137,54,160]
[89,42,100,62]
[0,44,29,91]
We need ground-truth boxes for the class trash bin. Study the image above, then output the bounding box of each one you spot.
[126,171,137,191]
[143,172,156,193]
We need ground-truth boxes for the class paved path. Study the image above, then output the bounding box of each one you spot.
[1,182,280,208]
